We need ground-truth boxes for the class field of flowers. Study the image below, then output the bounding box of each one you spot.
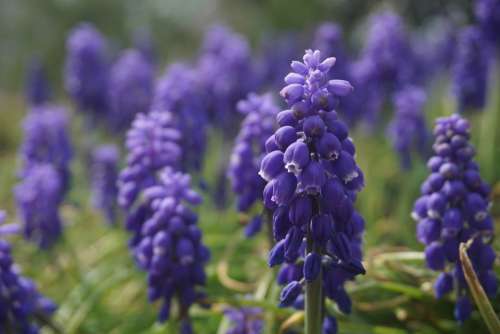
[1,1,500,333]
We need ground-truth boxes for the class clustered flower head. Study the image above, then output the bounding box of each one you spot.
[475,0,500,47]
[197,24,257,132]
[412,114,496,322]
[25,59,51,106]
[118,108,209,329]
[118,111,181,210]
[224,307,263,334]
[153,63,208,172]
[358,11,416,90]
[125,168,210,330]
[15,164,64,248]
[452,26,490,113]
[388,86,429,169]
[91,145,119,225]
[0,211,57,333]
[261,49,365,332]
[108,49,154,132]
[64,22,109,118]
[228,93,279,237]
[20,104,73,194]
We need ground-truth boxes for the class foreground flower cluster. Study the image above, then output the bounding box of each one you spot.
[261,49,365,332]
[118,110,209,331]
[413,114,496,322]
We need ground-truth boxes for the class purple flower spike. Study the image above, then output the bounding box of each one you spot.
[109,49,154,131]
[20,104,73,194]
[64,22,109,118]
[153,63,208,172]
[120,166,209,325]
[15,164,64,248]
[260,49,366,331]
[91,145,119,225]
[412,113,496,322]
[475,0,500,47]
[452,27,490,112]
[0,210,57,332]
[197,24,257,134]
[228,93,279,236]
[118,111,181,210]
[388,86,429,169]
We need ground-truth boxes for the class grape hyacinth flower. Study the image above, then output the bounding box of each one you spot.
[388,87,429,169]
[198,25,258,207]
[153,63,208,172]
[108,49,154,132]
[20,104,73,195]
[475,0,500,47]
[0,211,57,332]
[91,145,119,225]
[25,59,51,106]
[452,27,490,113]
[228,93,279,237]
[15,164,64,249]
[412,114,496,322]
[125,168,210,329]
[64,22,109,120]
[224,307,264,334]
[261,49,366,333]
[197,24,257,133]
[358,11,417,91]
[118,111,181,211]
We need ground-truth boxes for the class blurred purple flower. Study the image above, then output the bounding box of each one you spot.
[153,63,208,172]
[388,86,429,168]
[118,111,181,210]
[133,28,156,65]
[64,22,109,119]
[25,58,51,106]
[475,0,500,47]
[197,24,257,133]
[228,93,279,236]
[412,114,496,322]
[20,104,73,195]
[452,26,490,112]
[108,49,154,131]
[257,34,302,90]
[91,145,119,225]
[0,211,57,332]
[224,307,263,334]
[15,164,64,248]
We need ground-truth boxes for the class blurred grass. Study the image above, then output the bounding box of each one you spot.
[0,70,498,333]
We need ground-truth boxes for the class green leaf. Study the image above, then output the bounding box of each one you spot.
[459,242,500,334]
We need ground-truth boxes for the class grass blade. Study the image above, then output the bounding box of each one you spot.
[459,242,500,334]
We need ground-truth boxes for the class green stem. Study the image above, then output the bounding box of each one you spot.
[305,226,323,334]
